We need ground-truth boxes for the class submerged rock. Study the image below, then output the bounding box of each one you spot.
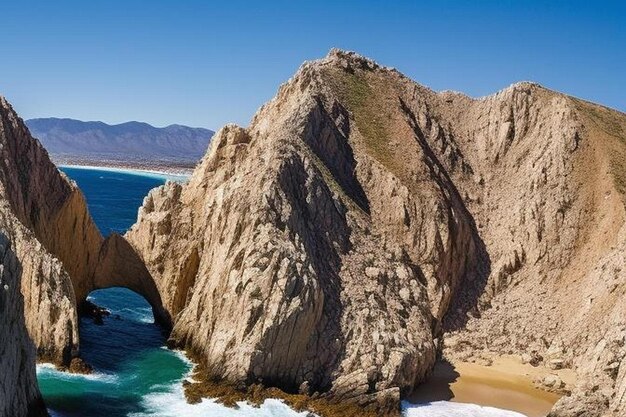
[79,299,111,325]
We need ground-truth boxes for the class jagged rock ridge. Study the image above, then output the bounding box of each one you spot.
[127,50,626,417]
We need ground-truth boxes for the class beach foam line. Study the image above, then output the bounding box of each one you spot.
[58,164,190,182]
[132,393,316,417]
[130,367,315,417]
[128,349,315,417]
[402,400,528,417]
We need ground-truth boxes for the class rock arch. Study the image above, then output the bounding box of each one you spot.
[94,233,171,328]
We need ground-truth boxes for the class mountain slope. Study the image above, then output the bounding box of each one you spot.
[26,118,214,162]
[126,50,626,416]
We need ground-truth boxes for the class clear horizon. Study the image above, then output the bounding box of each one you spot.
[1,0,624,130]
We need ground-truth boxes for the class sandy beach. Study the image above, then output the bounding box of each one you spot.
[57,163,191,182]
[409,356,577,417]
[51,154,196,176]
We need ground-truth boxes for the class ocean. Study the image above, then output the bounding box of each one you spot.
[37,166,526,417]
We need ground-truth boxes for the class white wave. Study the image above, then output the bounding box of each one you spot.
[36,363,119,384]
[402,401,528,417]
[130,349,315,417]
[168,348,194,364]
[116,306,154,323]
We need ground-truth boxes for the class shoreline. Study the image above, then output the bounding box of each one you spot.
[58,163,191,182]
[408,356,577,417]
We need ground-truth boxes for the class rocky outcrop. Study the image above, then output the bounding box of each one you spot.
[126,54,485,413]
[127,50,626,416]
[0,99,102,302]
[437,86,626,416]
[2,49,625,417]
[0,95,101,416]
[0,97,100,366]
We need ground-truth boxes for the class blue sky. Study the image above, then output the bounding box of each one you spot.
[0,1,623,129]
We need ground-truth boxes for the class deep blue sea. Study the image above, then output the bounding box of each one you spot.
[36,166,523,417]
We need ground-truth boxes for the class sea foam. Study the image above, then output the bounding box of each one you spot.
[130,381,314,417]
[402,401,528,417]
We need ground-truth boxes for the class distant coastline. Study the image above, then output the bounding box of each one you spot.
[57,162,192,182]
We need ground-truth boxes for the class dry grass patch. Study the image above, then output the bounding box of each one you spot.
[574,99,626,197]
[324,69,404,178]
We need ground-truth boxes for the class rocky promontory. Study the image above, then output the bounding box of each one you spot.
[0,96,169,417]
[125,50,626,416]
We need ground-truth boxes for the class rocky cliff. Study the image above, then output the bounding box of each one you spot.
[126,50,626,416]
[0,97,79,417]
[126,54,484,414]
[2,49,625,417]
[0,226,48,417]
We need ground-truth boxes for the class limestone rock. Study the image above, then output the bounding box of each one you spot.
[127,50,483,412]
[0,95,169,372]
[0,96,102,366]
[542,374,565,390]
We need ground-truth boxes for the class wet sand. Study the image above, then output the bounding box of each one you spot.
[409,356,575,417]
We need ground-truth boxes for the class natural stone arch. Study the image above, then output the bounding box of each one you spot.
[93,233,171,329]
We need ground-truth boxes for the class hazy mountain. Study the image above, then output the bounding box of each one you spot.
[26,118,214,162]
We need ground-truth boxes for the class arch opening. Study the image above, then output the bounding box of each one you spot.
[92,233,171,329]
[80,287,168,371]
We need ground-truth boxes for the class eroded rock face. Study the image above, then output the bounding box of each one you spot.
[0,96,100,416]
[0,98,102,302]
[0,96,169,372]
[0,229,48,417]
[3,49,624,417]
[127,50,626,416]
[435,86,626,416]
[0,97,102,366]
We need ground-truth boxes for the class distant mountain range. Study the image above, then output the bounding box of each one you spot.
[26,118,214,163]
